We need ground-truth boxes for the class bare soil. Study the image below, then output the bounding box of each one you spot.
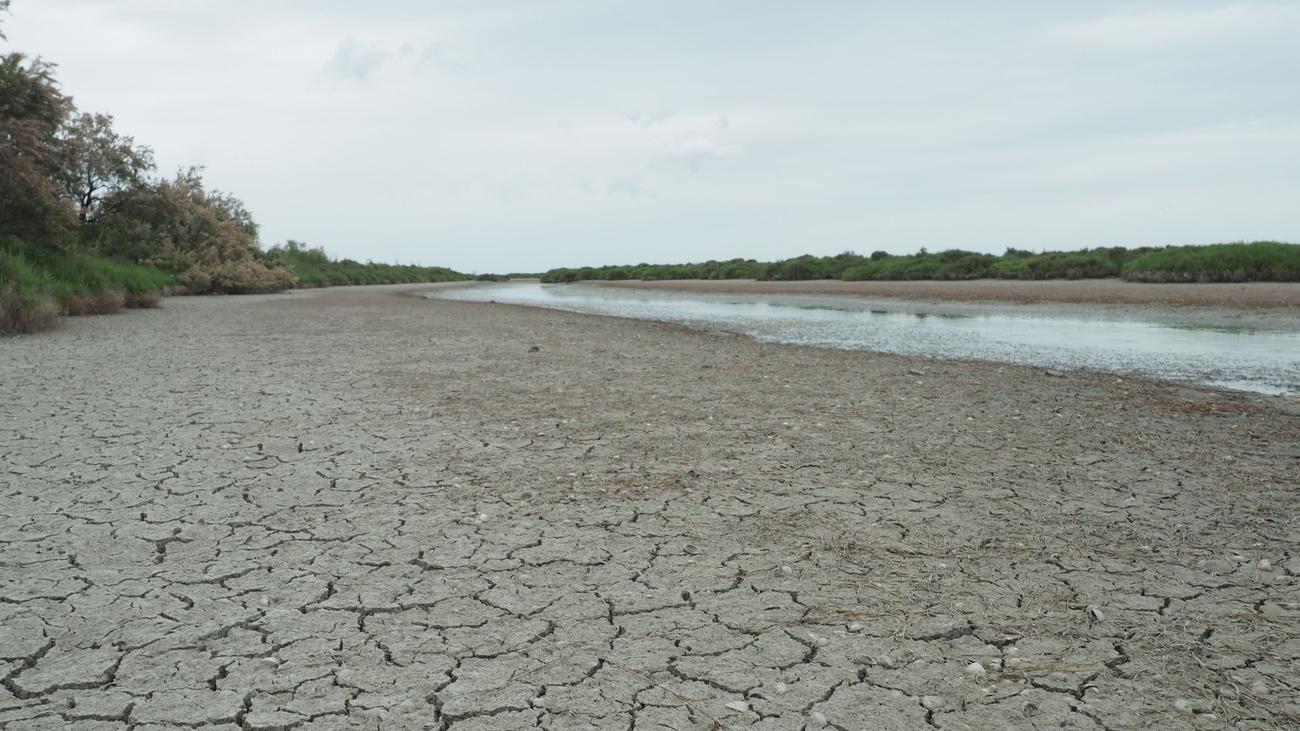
[594,278,1300,309]
[1,284,1296,730]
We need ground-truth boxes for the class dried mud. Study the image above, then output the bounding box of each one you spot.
[1,284,1296,730]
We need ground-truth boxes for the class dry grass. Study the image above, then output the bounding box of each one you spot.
[0,293,60,334]
[124,291,162,309]
[63,289,127,316]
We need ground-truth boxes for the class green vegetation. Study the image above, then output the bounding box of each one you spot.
[266,241,467,287]
[0,241,171,332]
[541,243,1300,285]
[1122,242,1300,283]
[0,3,463,334]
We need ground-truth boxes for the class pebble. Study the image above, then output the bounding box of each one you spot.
[1173,698,1192,713]
[1258,558,1273,571]
[921,695,946,710]
[724,700,749,713]
[773,682,788,694]
[876,654,897,669]
[847,622,864,633]
[779,565,794,576]
[964,661,986,676]
[807,711,828,727]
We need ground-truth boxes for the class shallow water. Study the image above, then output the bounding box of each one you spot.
[432,283,1300,395]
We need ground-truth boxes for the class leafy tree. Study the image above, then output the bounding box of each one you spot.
[91,168,295,293]
[58,112,154,223]
[0,52,73,241]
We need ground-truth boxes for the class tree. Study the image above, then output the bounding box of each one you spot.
[58,112,154,223]
[0,51,73,242]
[92,167,295,293]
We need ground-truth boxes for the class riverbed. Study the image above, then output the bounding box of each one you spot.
[433,282,1300,395]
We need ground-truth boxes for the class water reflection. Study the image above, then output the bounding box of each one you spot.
[432,283,1300,395]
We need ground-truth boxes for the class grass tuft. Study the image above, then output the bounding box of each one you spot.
[63,289,126,316]
[124,291,161,308]
[0,288,60,334]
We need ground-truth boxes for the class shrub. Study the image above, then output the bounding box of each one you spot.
[1122,242,1300,283]
[542,243,1300,284]
[90,168,294,294]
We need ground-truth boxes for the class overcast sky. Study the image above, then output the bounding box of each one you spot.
[7,1,1299,273]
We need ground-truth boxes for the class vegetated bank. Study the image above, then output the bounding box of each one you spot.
[0,3,464,335]
[540,242,1300,284]
[265,241,466,288]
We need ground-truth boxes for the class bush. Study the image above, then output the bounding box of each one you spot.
[1122,242,1300,283]
[90,168,295,294]
[542,243,1300,284]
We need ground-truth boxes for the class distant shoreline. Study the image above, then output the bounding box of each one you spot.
[590,277,1300,310]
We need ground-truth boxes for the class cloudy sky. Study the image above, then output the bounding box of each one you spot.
[7,1,1299,273]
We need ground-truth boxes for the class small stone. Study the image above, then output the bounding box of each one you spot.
[724,700,749,713]
[1005,646,1020,656]
[477,513,488,522]
[1044,369,1065,377]
[847,622,864,633]
[683,544,701,555]
[876,654,897,669]
[815,636,829,647]
[1173,698,1192,713]
[921,695,946,710]
[808,711,828,727]
[1087,606,1104,623]
[779,565,794,576]
[773,682,788,694]
[907,368,925,376]
[1258,559,1273,571]
[964,661,986,676]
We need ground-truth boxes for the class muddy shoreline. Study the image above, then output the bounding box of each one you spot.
[1,284,1296,729]
[593,277,1300,310]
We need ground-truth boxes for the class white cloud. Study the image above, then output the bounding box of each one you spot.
[324,38,388,80]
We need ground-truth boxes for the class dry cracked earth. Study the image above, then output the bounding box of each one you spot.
[1,284,1297,731]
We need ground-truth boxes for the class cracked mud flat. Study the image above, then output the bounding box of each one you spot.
[1,284,1297,731]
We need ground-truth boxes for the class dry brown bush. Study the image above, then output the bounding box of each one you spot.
[63,289,125,316]
[124,291,161,308]
[0,292,60,334]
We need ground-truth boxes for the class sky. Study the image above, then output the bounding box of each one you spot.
[6,1,1300,273]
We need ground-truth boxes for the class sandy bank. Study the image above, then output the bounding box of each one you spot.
[1,284,1296,729]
